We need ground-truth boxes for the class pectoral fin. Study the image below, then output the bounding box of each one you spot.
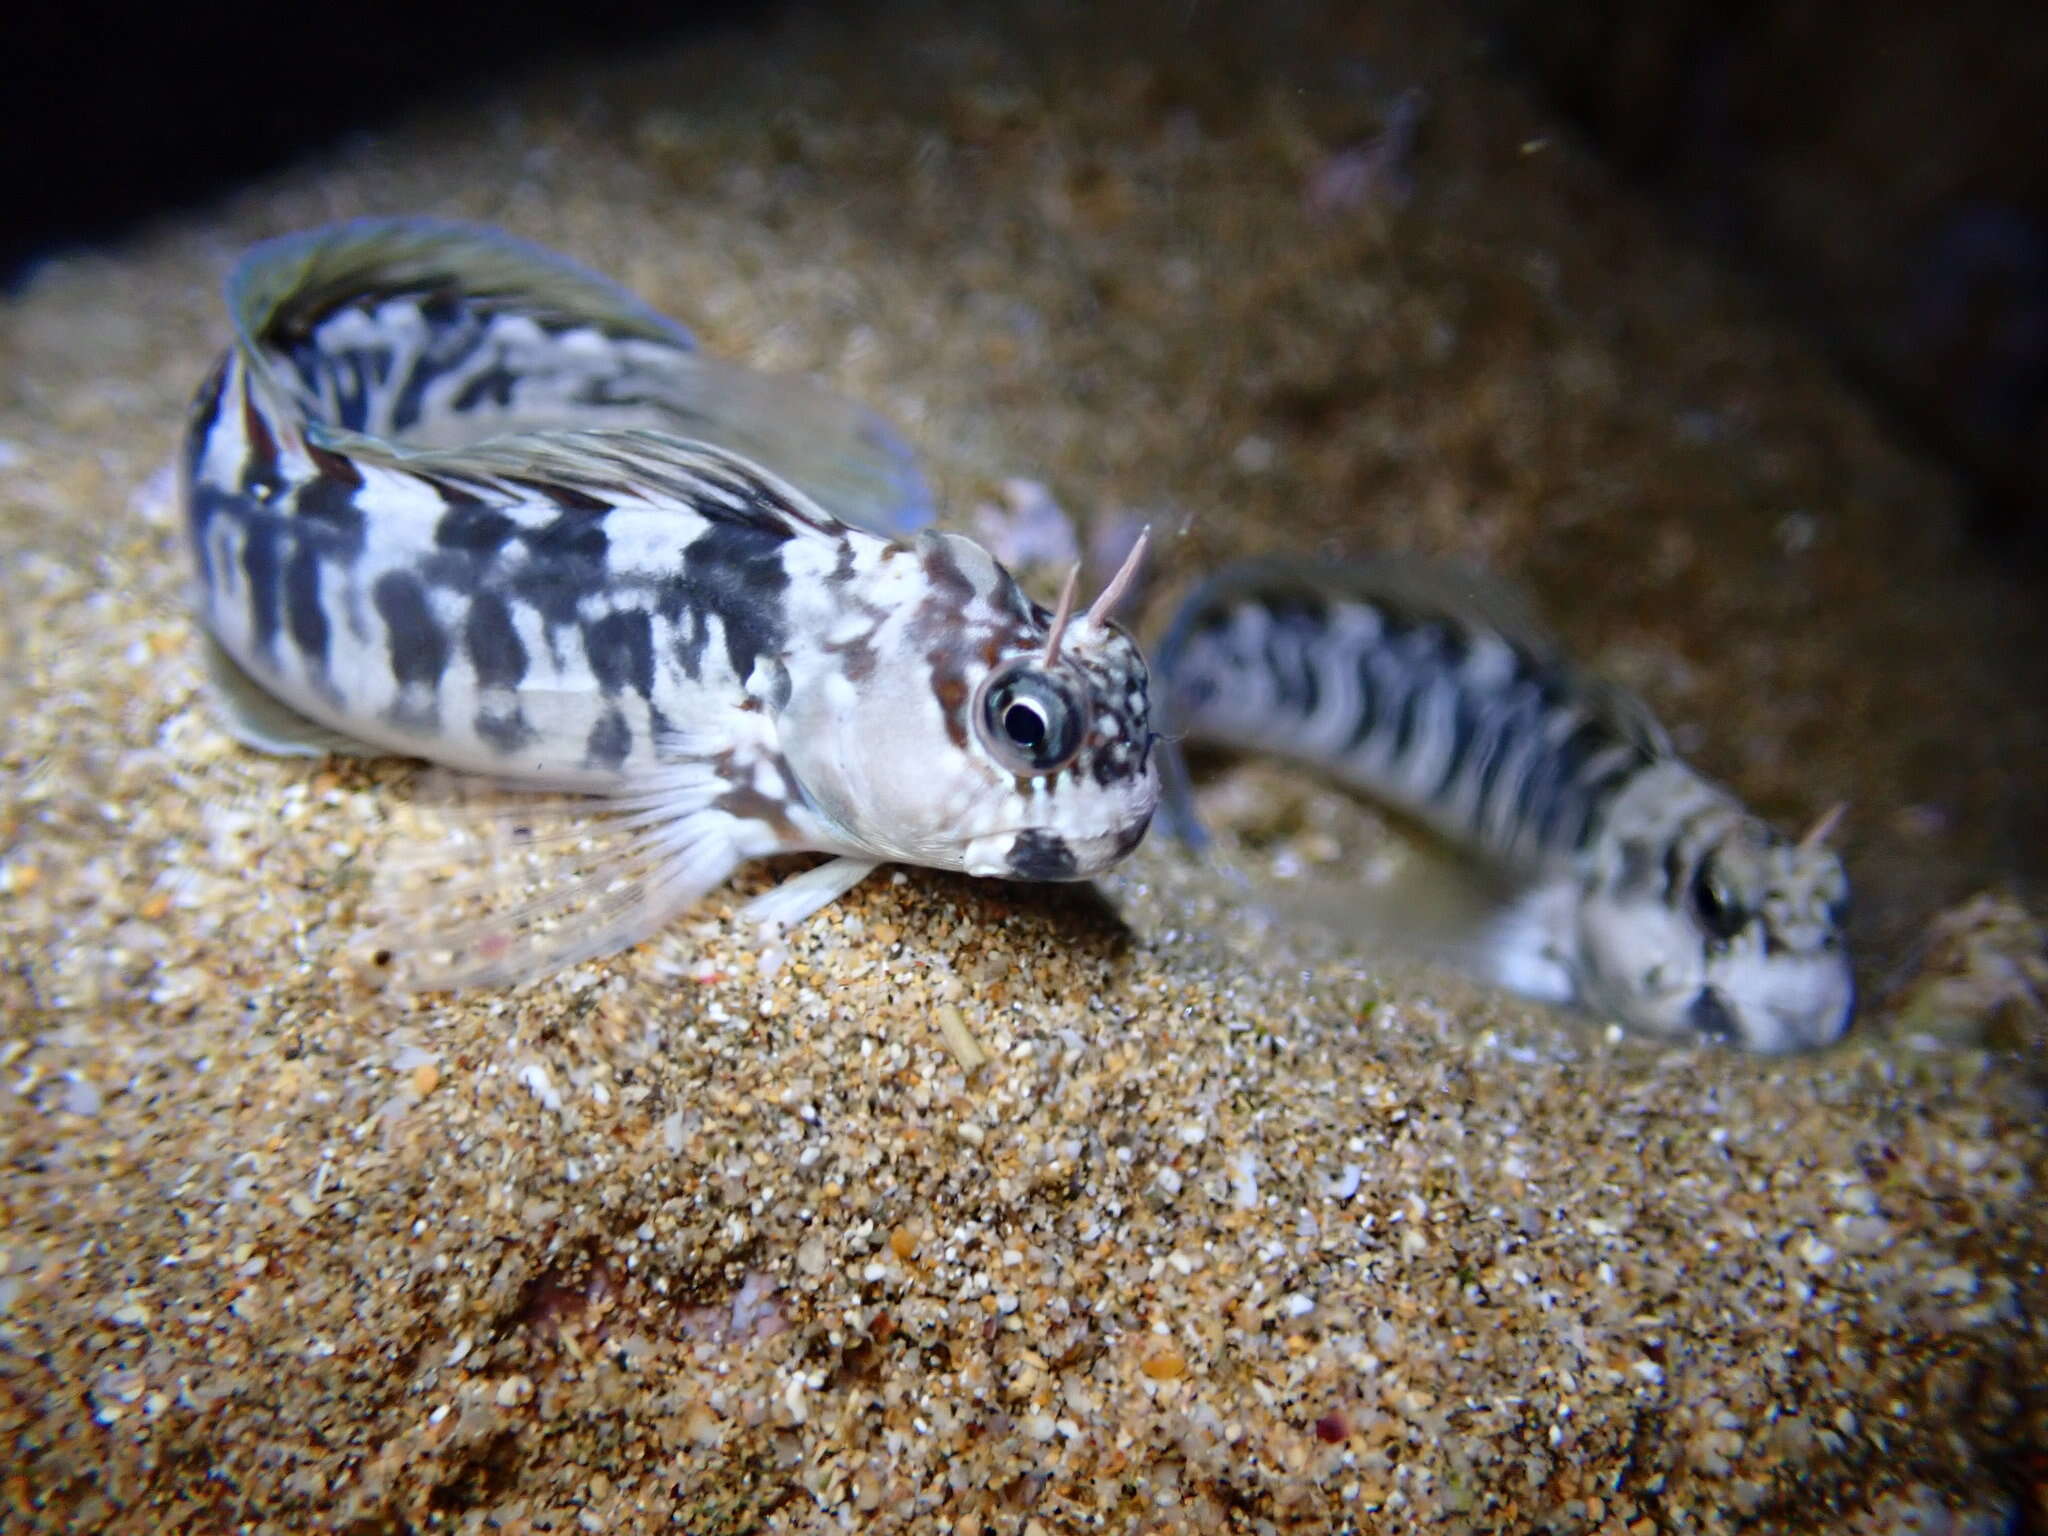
[738,855,884,929]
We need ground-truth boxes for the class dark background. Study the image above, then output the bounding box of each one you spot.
[0,0,752,279]
[6,0,2045,552]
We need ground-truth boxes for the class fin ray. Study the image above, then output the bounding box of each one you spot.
[737,856,883,930]
[363,768,774,991]
[352,427,854,545]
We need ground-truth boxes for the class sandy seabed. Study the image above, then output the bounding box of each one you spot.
[3,3,2044,1531]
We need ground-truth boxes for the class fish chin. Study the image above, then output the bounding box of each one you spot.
[1580,972,1706,1046]
[1577,909,1855,1051]
[960,804,1156,884]
[1702,948,1856,1053]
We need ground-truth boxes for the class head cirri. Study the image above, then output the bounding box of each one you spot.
[1576,790,1854,1053]
[774,528,1159,881]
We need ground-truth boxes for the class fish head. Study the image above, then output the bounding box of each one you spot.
[778,531,1159,880]
[1576,814,1854,1053]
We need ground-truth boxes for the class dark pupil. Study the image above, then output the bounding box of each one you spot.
[1691,866,1744,940]
[1004,701,1047,749]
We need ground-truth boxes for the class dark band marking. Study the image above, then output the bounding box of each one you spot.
[414,290,465,332]
[1529,717,1609,850]
[1295,635,1322,718]
[283,544,329,670]
[450,361,520,414]
[329,350,371,432]
[434,498,519,558]
[388,298,488,433]
[1467,690,1524,820]
[1390,674,1424,760]
[681,520,793,682]
[293,468,366,556]
[1265,612,1322,716]
[476,709,534,754]
[585,609,656,698]
[1008,829,1078,880]
[511,528,609,629]
[240,517,282,656]
[1436,693,1478,799]
[1344,649,1381,754]
[665,597,711,682]
[586,709,632,770]
[1264,629,1304,712]
[371,570,449,689]
[1661,838,1689,904]
[522,509,611,559]
[917,537,976,610]
[465,591,529,689]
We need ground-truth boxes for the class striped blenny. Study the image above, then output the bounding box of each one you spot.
[1155,557,1852,1052]
[182,218,1158,983]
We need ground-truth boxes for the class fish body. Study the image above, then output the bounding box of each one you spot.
[1155,557,1852,1052]
[182,219,1158,981]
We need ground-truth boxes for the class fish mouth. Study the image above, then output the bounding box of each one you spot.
[1684,962,1856,1053]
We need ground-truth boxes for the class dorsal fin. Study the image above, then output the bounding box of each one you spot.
[356,427,856,543]
[227,218,935,539]
[616,351,936,539]
[228,217,693,355]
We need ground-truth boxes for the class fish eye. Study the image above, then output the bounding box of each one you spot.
[976,664,1086,775]
[1689,862,1747,941]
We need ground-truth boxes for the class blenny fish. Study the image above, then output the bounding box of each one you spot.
[1154,557,1853,1052]
[181,218,1158,983]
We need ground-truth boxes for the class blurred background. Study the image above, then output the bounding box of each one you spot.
[5,0,2045,554]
